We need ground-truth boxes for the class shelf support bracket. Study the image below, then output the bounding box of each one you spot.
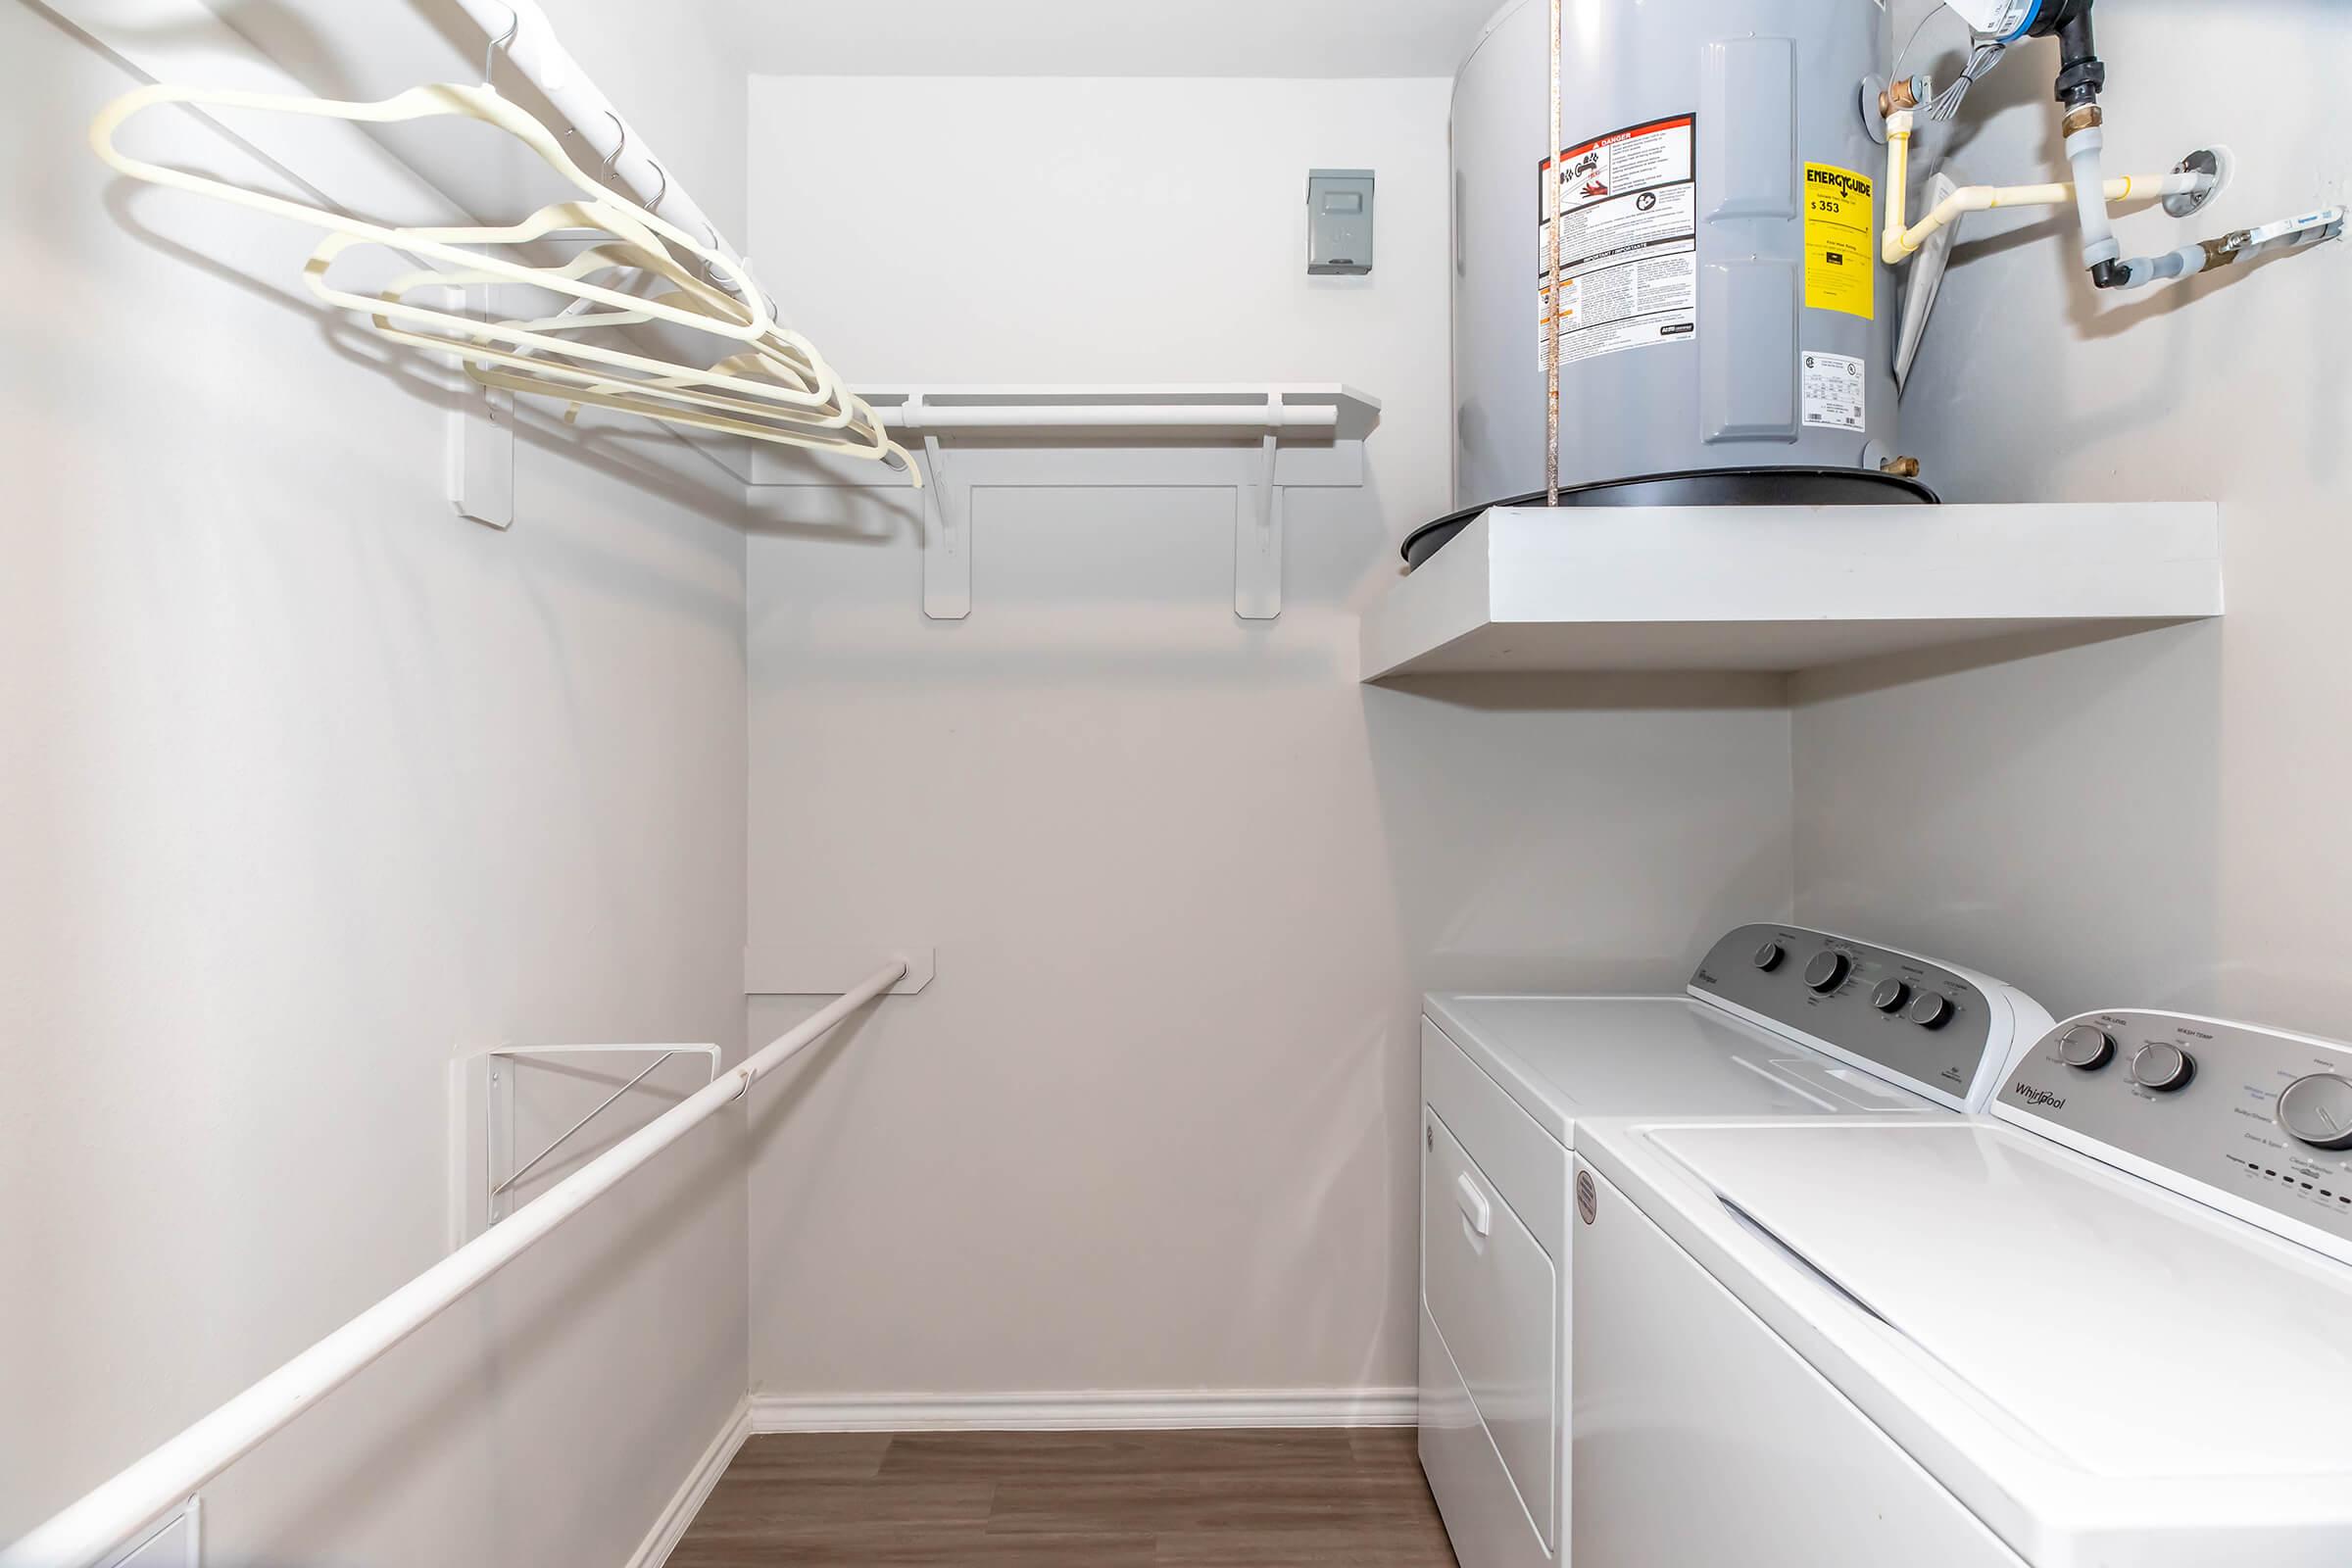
[478,1044,718,1227]
[446,284,514,531]
[1235,394,1284,620]
[918,424,972,621]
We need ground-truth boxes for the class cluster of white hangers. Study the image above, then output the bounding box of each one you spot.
[87,21,914,478]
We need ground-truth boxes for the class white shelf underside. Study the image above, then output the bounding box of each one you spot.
[1359,503,2224,680]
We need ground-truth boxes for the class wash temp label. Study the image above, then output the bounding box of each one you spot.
[1537,114,1699,370]
[1804,162,1877,320]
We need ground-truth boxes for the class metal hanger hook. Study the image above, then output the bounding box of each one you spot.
[701,221,735,289]
[600,111,625,180]
[646,160,668,213]
[483,5,518,88]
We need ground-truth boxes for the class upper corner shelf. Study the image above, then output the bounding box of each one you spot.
[1358,502,2223,682]
[860,384,1382,440]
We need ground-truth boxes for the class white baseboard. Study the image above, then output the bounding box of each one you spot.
[749,1387,1417,1434]
[628,1395,752,1568]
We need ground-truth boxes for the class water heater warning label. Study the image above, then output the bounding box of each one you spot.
[1804,163,1877,320]
[1538,115,1698,370]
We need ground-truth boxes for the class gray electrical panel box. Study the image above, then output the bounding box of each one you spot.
[1307,170,1374,274]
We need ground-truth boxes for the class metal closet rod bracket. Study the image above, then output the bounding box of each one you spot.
[482,1043,718,1224]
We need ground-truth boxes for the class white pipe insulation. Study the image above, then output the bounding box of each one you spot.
[2064,122,2123,272]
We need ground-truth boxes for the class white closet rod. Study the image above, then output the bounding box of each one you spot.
[0,958,911,1568]
[880,407,1344,432]
[450,0,749,288]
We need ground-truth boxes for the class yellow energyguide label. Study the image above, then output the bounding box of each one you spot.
[1803,163,1876,320]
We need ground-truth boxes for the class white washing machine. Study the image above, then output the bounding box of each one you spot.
[1573,1010,2352,1567]
[1418,924,2053,1568]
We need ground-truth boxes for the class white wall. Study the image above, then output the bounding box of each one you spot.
[738,75,1794,1403]
[0,2,753,1559]
[1794,3,2352,1030]
[710,0,1499,77]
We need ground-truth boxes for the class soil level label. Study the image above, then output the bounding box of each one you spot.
[1538,114,1699,370]
[1804,163,1876,320]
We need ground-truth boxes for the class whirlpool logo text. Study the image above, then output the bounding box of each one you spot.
[2011,1084,2068,1110]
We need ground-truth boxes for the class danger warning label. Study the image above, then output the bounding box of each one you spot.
[1538,114,1699,370]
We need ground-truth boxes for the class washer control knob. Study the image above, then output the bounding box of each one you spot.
[2130,1042,2195,1093]
[1871,978,1911,1013]
[1753,941,1786,972]
[1907,991,1953,1030]
[1803,951,1851,994]
[2058,1026,2116,1070]
[2278,1074,2352,1151]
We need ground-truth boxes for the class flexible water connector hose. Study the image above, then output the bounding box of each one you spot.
[2104,208,2349,291]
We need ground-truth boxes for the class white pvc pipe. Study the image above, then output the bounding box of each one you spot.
[1890,170,2211,259]
[1878,108,2219,269]
[1881,129,2212,265]
[449,0,746,284]
[877,406,1343,432]
[0,958,909,1568]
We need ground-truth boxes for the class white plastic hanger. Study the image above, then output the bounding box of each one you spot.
[90,80,914,472]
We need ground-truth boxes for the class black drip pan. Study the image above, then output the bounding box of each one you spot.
[1401,466,1938,570]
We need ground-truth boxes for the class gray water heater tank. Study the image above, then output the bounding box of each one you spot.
[1449,0,1919,522]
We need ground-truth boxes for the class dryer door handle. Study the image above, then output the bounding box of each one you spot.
[1454,1172,1493,1238]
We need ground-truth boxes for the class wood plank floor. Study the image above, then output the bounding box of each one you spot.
[669,1428,1460,1565]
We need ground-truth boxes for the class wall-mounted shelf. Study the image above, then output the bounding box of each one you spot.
[1359,503,2224,681]
[749,384,1380,622]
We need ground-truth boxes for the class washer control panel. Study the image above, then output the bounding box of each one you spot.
[1689,925,2011,1108]
[1996,1010,2352,1265]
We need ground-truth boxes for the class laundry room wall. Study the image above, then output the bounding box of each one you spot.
[738,75,1794,1409]
[0,1,752,1559]
[1793,1,2352,1030]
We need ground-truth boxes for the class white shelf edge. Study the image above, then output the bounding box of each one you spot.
[1359,502,2225,681]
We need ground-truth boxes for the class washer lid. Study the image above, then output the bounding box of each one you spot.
[1425,995,1930,1146]
[1648,1118,2352,1480]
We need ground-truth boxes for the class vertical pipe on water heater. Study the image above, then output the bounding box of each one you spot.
[1545,0,1563,507]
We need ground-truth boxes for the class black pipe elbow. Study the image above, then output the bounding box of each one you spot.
[2052,12,2106,107]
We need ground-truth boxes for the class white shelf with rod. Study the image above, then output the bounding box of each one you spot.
[750,385,1382,621]
[1358,502,2224,681]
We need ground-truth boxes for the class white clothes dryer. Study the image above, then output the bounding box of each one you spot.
[1417,924,2053,1568]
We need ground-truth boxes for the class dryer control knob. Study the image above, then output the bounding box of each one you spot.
[2058,1026,2116,1070]
[1753,941,1786,972]
[2131,1042,2196,1093]
[1907,991,1953,1030]
[2278,1074,2352,1151]
[1803,951,1851,994]
[1871,978,1911,1013]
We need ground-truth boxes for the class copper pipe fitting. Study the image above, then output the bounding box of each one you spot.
[2061,104,2104,137]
